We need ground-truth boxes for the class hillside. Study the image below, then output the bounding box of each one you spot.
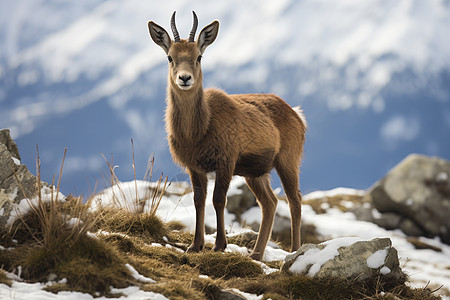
[1,130,449,299]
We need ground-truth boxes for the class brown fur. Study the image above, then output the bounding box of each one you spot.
[148,15,306,260]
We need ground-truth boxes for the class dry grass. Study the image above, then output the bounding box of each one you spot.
[94,207,169,243]
[230,273,441,300]
[100,151,168,216]
[0,149,443,299]
[304,193,366,214]
[0,269,11,286]
[2,191,132,295]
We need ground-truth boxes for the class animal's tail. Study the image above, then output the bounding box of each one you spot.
[293,106,308,131]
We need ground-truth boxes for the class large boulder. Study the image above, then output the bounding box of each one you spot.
[365,154,450,243]
[0,129,46,229]
[281,237,404,283]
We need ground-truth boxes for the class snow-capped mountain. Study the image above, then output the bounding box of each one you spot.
[1,0,449,196]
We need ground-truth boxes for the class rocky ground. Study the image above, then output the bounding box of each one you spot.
[1,128,449,299]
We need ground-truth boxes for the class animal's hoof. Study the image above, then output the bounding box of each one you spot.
[249,252,262,261]
[212,243,227,252]
[187,243,203,253]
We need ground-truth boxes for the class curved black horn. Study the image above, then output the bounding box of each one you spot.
[171,11,181,42]
[188,11,198,43]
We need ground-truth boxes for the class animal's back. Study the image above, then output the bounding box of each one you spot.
[229,93,306,168]
[205,89,282,154]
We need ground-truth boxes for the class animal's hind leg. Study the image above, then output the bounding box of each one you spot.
[276,164,302,251]
[245,174,278,261]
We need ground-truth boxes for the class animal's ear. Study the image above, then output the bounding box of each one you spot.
[148,21,172,54]
[197,20,219,54]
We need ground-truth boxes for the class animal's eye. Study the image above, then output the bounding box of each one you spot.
[197,55,202,63]
[167,56,173,63]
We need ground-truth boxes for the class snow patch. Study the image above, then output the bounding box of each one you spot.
[303,188,365,201]
[366,247,388,269]
[64,217,83,229]
[125,264,156,284]
[230,288,263,300]
[6,186,66,226]
[436,172,448,182]
[12,157,21,165]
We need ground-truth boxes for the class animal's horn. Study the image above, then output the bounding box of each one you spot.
[171,11,181,43]
[188,11,198,43]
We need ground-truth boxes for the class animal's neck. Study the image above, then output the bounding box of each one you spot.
[167,84,210,142]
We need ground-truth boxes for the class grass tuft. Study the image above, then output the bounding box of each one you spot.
[230,272,441,300]
[9,229,131,295]
[95,208,169,243]
[188,251,263,279]
[0,269,11,286]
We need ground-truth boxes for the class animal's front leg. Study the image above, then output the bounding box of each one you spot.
[212,170,232,251]
[187,170,208,252]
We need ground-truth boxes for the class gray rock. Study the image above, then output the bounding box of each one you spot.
[365,154,450,243]
[399,219,424,237]
[351,205,375,223]
[215,289,247,300]
[226,181,256,219]
[0,129,21,161]
[204,284,247,300]
[0,143,16,184]
[272,213,292,245]
[0,130,47,229]
[281,238,405,283]
[373,212,403,230]
[243,208,298,247]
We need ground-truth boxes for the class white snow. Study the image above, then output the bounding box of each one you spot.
[6,186,66,226]
[230,288,263,300]
[124,264,156,284]
[64,217,83,229]
[436,172,448,182]
[380,266,391,275]
[262,247,290,262]
[366,247,388,269]
[303,188,365,201]
[12,157,21,165]
[0,274,167,300]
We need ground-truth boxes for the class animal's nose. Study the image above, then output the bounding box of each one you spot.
[179,74,191,84]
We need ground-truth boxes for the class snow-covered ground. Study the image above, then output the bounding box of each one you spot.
[1,177,449,299]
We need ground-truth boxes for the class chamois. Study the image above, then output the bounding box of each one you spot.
[148,11,306,260]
